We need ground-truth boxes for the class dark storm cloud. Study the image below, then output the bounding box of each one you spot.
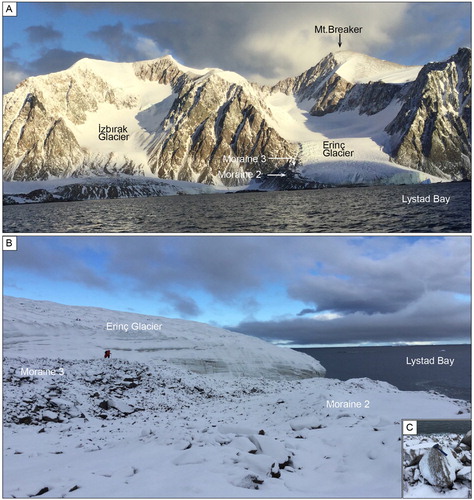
[28,48,103,75]
[376,3,471,65]
[100,236,298,300]
[88,22,141,61]
[287,237,470,315]
[33,3,471,83]
[4,238,110,290]
[3,61,28,92]
[161,291,201,318]
[25,24,62,45]
[4,43,20,58]
[132,3,264,74]
[297,308,318,317]
[4,46,102,92]
[8,236,471,306]
[230,292,471,345]
[289,274,425,315]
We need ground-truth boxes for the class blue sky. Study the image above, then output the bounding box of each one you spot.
[4,236,471,347]
[3,2,471,92]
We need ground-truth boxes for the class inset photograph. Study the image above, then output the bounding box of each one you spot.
[403,420,471,498]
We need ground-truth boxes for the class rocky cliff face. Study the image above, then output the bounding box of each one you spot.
[146,72,296,185]
[385,48,471,180]
[3,50,471,185]
[3,61,144,180]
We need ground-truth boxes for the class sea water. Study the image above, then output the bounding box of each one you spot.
[3,182,470,233]
[295,344,471,401]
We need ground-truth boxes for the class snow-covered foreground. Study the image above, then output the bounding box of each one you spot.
[4,357,470,498]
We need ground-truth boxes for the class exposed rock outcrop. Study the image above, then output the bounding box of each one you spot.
[385,48,471,180]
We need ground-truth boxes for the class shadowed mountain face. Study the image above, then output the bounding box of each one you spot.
[385,48,471,179]
[3,49,471,185]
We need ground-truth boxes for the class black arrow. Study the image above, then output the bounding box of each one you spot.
[338,34,342,48]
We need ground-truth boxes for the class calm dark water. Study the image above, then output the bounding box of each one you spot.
[416,420,471,435]
[295,344,471,401]
[3,182,470,233]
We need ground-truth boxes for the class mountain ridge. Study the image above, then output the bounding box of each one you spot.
[3,48,471,191]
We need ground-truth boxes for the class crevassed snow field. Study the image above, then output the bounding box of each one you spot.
[3,298,470,498]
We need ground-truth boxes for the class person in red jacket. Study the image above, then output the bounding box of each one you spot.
[104,350,111,359]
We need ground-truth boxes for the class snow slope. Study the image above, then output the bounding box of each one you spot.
[265,93,446,185]
[3,296,325,379]
[332,51,422,84]
[4,51,454,189]
[66,59,260,177]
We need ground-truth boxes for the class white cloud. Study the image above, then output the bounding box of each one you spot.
[135,37,168,60]
[312,312,344,321]
[3,62,29,93]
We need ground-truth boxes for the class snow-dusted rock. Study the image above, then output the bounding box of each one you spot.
[107,398,134,414]
[231,474,263,490]
[42,410,59,421]
[456,466,472,481]
[461,430,471,448]
[248,435,291,465]
[229,436,258,454]
[289,416,323,431]
[173,447,209,466]
[419,446,460,487]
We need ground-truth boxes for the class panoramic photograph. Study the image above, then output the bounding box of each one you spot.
[3,235,471,497]
[2,2,471,232]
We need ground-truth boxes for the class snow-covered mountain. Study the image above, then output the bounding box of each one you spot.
[3,296,325,379]
[3,56,295,187]
[2,49,471,196]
